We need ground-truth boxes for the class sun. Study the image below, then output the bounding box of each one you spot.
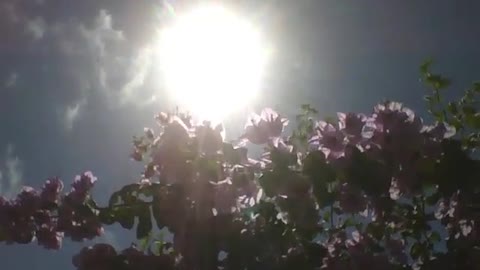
[157,5,267,122]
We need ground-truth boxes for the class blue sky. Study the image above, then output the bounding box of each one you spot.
[0,0,479,269]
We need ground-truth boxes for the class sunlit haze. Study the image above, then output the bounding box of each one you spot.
[157,5,268,122]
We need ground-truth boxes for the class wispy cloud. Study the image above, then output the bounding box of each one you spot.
[26,16,46,40]
[120,47,154,105]
[0,144,24,198]
[2,3,159,131]
[64,103,81,131]
[49,8,157,117]
[61,98,87,132]
[4,72,18,89]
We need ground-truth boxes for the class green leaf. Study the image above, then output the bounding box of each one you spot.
[322,210,331,223]
[153,240,163,255]
[366,223,384,241]
[119,184,141,204]
[270,147,297,167]
[432,111,444,121]
[425,192,441,205]
[342,217,357,228]
[303,151,335,182]
[108,191,122,207]
[428,231,441,242]
[410,242,423,260]
[426,74,450,90]
[420,59,433,75]
[300,104,318,114]
[466,113,480,129]
[136,205,153,239]
[138,232,152,252]
[151,232,165,255]
[424,95,434,103]
[462,105,476,116]
[98,208,115,225]
[258,169,293,197]
[473,82,480,92]
[115,207,135,229]
[447,102,458,115]
[0,227,7,242]
[152,206,164,230]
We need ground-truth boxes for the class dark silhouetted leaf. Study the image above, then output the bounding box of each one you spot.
[136,205,153,239]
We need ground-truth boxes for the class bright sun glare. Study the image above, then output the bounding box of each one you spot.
[157,5,267,122]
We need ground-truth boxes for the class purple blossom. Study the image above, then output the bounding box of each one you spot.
[34,210,53,226]
[16,186,41,215]
[9,215,36,244]
[58,203,103,242]
[371,102,424,163]
[422,122,456,140]
[36,225,63,250]
[41,178,64,206]
[242,108,288,145]
[310,121,346,159]
[71,172,97,194]
[151,117,191,184]
[69,172,97,204]
[373,102,414,132]
[337,112,367,143]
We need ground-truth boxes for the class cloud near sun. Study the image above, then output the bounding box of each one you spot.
[1,1,166,130]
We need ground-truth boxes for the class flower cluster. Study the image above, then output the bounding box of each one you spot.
[3,99,480,270]
[0,172,102,249]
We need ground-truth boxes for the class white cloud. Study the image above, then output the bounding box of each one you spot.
[4,72,18,89]
[63,100,86,131]
[3,6,158,131]
[26,17,47,40]
[49,9,157,111]
[0,144,24,198]
[77,9,124,58]
[120,47,154,105]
